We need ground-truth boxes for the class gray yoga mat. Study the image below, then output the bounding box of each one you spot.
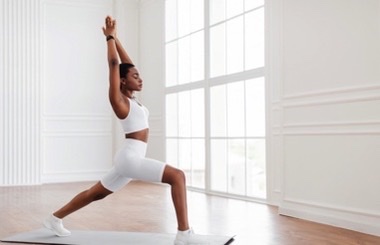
[1,229,235,245]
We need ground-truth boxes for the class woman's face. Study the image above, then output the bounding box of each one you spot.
[122,67,143,91]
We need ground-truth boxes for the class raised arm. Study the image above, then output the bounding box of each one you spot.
[102,16,129,119]
[101,17,133,64]
[115,37,134,64]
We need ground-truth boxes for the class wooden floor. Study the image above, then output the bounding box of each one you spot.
[1,181,379,245]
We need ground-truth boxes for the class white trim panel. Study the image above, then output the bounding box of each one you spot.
[279,198,380,237]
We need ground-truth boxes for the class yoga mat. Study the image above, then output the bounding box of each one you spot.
[1,229,235,245]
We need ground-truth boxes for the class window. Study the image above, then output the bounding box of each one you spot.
[165,0,265,199]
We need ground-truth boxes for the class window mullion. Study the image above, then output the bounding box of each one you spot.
[204,0,211,193]
[244,81,248,196]
[165,0,266,200]
[225,85,229,194]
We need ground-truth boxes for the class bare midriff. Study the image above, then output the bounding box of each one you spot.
[125,128,149,143]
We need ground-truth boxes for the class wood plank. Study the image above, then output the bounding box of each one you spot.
[0,181,379,244]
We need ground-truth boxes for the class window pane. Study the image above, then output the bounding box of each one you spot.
[190,31,204,82]
[211,139,227,192]
[178,36,190,84]
[227,16,244,74]
[191,0,204,32]
[178,0,190,37]
[165,41,178,87]
[166,139,178,168]
[210,23,226,77]
[247,139,266,198]
[227,81,245,137]
[178,139,192,185]
[178,91,191,137]
[164,0,266,198]
[245,0,264,11]
[166,93,178,136]
[210,85,227,137]
[245,8,264,70]
[165,0,177,41]
[227,0,243,19]
[191,89,205,137]
[228,139,246,195]
[192,139,205,188]
[210,0,225,25]
[246,78,266,137]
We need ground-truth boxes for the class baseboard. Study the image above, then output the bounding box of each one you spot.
[42,171,108,184]
[279,198,380,237]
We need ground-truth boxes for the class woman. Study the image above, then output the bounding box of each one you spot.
[43,16,208,245]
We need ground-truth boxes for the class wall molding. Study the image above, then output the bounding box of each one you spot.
[283,84,380,100]
[43,132,112,137]
[148,114,164,137]
[284,120,380,128]
[265,0,380,238]
[42,170,109,184]
[281,120,380,135]
[40,0,114,186]
[44,114,112,120]
[1,0,42,185]
[282,131,380,136]
[272,84,380,115]
[281,82,380,109]
[283,95,380,108]
[283,198,380,218]
[43,114,113,135]
[282,83,380,108]
[41,0,110,9]
[279,198,380,237]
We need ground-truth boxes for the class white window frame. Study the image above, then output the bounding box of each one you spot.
[164,0,266,201]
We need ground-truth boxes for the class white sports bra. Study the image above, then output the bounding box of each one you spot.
[119,97,149,134]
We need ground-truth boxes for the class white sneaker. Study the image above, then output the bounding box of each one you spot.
[174,228,210,245]
[43,214,71,237]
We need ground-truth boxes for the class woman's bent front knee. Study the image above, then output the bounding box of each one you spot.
[175,169,186,183]
[162,166,186,185]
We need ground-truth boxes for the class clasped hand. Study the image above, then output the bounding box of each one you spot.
[102,15,116,37]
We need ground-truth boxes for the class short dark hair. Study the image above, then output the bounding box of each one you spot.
[119,63,135,78]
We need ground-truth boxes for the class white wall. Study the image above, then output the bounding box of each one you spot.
[42,0,113,183]
[139,0,166,162]
[0,0,140,185]
[113,0,141,153]
[1,0,42,185]
[266,0,380,236]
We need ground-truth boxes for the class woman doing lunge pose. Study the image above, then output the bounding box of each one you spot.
[43,16,209,245]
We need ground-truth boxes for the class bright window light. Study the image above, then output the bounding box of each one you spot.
[165,0,266,199]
